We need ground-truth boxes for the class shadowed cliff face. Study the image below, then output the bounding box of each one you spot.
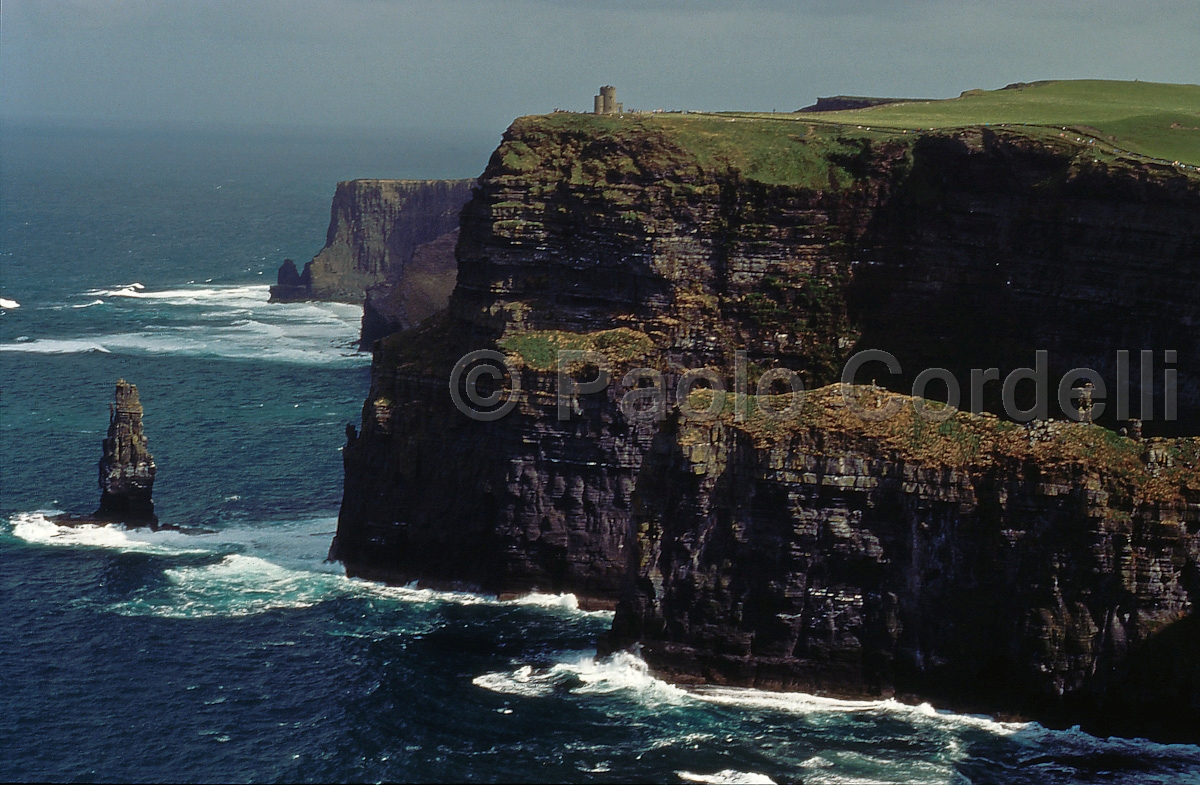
[334,114,1200,734]
[851,131,1200,435]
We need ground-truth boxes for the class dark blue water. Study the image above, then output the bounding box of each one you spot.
[3,125,1200,785]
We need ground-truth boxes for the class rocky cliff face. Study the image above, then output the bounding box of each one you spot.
[269,179,474,344]
[97,379,156,523]
[333,113,1200,733]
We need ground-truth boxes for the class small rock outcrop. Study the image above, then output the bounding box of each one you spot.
[270,258,312,301]
[96,380,156,524]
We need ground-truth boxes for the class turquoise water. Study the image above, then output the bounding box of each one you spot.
[2,125,1199,784]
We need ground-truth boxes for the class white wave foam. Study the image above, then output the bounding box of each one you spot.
[678,771,776,785]
[687,684,1027,737]
[86,282,265,305]
[507,591,614,617]
[2,282,367,365]
[0,297,20,309]
[508,591,580,610]
[116,554,345,618]
[788,775,903,785]
[0,338,112,354]
[801,756,835,769]
[9,512,208,555]
[1010,722,1200,765]
[346,580,613,618]
[473,665,559,698]
[473,651,688,704]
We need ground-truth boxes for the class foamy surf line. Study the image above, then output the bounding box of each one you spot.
[473,651,689,702]
[113,553,347,618]
[475,651,1200,773]
[344,578,614,617]
[473,651,1042,740]
[83,282,359,320]
[687,684,1029,736]
[0,338,113,354]
[6,512,611,620]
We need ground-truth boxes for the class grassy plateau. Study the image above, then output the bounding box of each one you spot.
[770,79,1200,167]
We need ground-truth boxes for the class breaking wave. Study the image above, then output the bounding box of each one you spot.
[10,511,210,555]
[0,338,112,354]
[87,282,265,306]
[677,770,776,784]
[473,650,689,703]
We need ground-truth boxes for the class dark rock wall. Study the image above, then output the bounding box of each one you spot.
[334,363,656,606]
[850,131,1200,434]
[609,394,1200,738]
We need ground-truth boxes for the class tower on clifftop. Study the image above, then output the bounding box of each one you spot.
[594,85,621,115]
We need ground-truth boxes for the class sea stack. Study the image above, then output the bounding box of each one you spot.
[97,379,157,524]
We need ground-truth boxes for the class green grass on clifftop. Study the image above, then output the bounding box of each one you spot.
[524,81,1200,180]
[515,111,897,189]
[784,80,1200,166]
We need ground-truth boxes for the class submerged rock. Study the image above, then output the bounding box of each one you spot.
[96,379,156,524]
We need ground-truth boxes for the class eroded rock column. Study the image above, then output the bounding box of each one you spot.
[97,379,157,523]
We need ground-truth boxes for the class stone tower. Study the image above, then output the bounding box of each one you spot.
[594,86,619,115]
[97,379,157,523]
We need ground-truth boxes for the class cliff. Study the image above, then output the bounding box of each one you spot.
[97,379,156,524]
[269,178,475,344]
[608,385,1200,740]
[333,102,1200,734]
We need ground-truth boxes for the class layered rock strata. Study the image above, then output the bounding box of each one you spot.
[97,379,156,523]
[607,385,1200,740]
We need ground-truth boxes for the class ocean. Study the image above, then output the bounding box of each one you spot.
[2,123,1199,784]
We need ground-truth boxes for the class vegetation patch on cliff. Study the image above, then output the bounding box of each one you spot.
[686,384,1200,502]
[499,327,656,371]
